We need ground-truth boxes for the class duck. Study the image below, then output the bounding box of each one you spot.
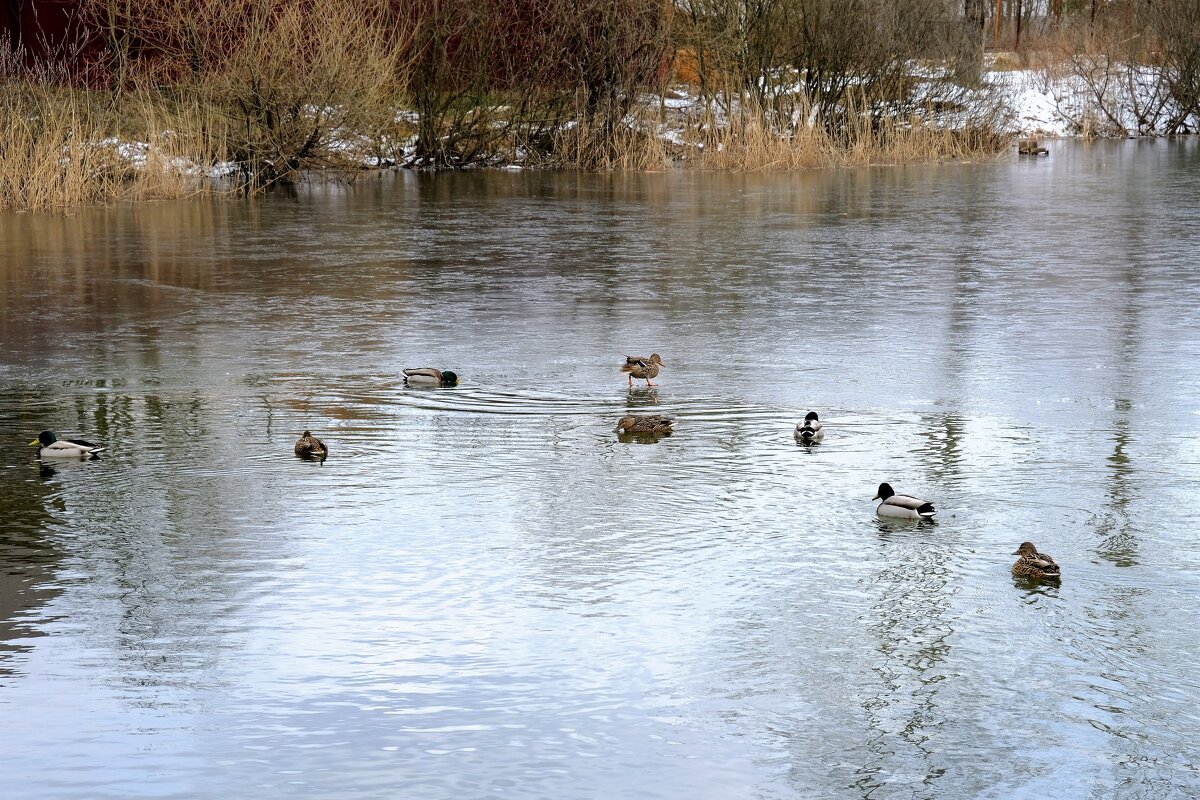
[1011,542,1061,580]
[403,368,459,387]
[872,482,936,519]
[294,430,328,459]
[615,415,674,434]
[29,430,105,459]
[795,411,824,442]
[621,354,665,387]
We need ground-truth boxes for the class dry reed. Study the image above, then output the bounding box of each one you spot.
[0,47,231,212]
[551,100,671,171]
[2,0,1022,212]
[687,94,1010,171]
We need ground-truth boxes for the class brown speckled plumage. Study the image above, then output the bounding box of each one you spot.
[615,415,674,434]
[1011,541,1061,580]
[294,430,328,459]
[620,354,665,386]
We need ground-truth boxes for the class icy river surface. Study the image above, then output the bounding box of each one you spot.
[2,139,1199,799]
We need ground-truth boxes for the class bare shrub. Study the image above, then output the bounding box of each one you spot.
[87,0,410,188]
[401,0,671,169]
[1047,0,1200,135]
[401,0,571,167]
[676,0,999,143]
[1150,0,1200,132]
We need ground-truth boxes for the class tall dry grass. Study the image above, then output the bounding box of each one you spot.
[685,93,1011,171]
[91,0,410,187]
[0,51,227,212]
[0,78,112,211]
[550,92,671,170]
[2,0,1023,212]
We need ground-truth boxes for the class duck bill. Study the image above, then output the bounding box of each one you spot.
[871,492,880,500]
[28,438,39,446]
[1011,549,1021,555]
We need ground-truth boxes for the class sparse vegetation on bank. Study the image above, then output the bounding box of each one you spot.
[1,0,1197,211]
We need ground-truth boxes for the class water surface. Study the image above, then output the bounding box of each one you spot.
[2,139,1200,798]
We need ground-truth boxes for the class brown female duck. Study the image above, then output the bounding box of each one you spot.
[1011,542,1061,580]
[621,354,665,387]
[615,415,674,434]
[294,430,328,459]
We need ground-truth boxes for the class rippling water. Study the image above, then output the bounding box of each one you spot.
[2,139,1200,798]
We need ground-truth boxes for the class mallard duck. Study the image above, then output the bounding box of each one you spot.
[1011,542,1061,580]
[621,354,665,387]
[29,430,105,459]
[615,415,674,434]
[795,411,824,442]
[294,430,328,459]
[872,482,936,519]
[403,368,459,387]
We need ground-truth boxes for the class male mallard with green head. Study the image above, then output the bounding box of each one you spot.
[615,415,674,435]
[621,354,665,387]
[1011,542,1061,581]
[872,482,936,519]
[29,430,105,459]
[403,368,459,387]
[294,430,328,460]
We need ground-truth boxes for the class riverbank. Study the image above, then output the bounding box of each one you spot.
[4,0,1198,211]
[3,62,1194,214]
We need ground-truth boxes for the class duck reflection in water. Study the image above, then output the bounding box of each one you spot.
[35,459,95,481]
[625,385,661,406]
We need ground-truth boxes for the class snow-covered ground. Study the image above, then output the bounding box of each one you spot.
[992,70,1075,136]
[990,63,1198,137]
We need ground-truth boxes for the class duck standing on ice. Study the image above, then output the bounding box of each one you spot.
[621,354,665,387]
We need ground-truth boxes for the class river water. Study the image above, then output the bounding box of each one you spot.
[2,139,1199,798]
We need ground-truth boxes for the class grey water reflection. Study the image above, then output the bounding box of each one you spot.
[0,462,61,676]
[1,138,1200,798]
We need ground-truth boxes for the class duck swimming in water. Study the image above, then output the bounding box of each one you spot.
[615,415,674,434]
[403,368,459,387]
[294,430,328,460]
[1011,542,1061,581]
[795,411,824,443]
[872,482,936,519]
[29,430,105,459]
